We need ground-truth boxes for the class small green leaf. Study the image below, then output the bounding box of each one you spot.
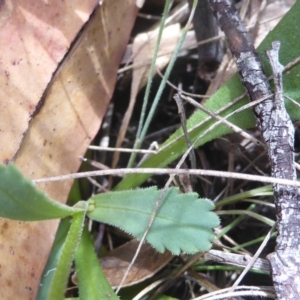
[38,209,87,300]
[87,187,219,255]
[0,164,83,221]
[75,227,119,300]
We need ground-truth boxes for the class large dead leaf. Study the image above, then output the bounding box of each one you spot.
[0,0,99,163]
[0,1,137,298]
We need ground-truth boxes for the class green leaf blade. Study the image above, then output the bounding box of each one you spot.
[0,164,82,221]
[37,218,71,300]
[75,227,119,300]
[87,187,219,255]
[143,188,219,254]
[38,210,86,300]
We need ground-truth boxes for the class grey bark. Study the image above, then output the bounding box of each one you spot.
[208,0,300,298]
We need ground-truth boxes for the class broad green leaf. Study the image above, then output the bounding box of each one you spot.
[115,1,300,191]
[87,187,219,254]
[38,210,86,300]
[75,227,119,300]
[0,164,84,220]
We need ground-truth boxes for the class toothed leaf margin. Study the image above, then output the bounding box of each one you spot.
[87,187,219,255]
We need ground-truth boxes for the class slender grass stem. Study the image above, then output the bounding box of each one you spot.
[127,0,172,167]
[127,0,198,167]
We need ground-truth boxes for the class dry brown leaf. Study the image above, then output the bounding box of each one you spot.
[0,1,138,298]
[101,244,171,288]
[254,0,295,47]
[73,239,173,288]
[0,0,99,163]
[112,23,180,169]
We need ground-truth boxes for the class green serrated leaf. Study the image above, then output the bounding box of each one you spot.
[0,164,83,221]
[75,226,119,300]
[87,187,219,255]
[38,209,87,300]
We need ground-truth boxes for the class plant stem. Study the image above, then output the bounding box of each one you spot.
[127,0,198,167]
[127,0,172,168]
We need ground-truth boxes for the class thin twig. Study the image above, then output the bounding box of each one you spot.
[32,168,300,187]
[156,66,210,99]
[88,145,157,154]
[180,93,269,148]
[174,94,197,172]
[205,249,271,273]
[192,285,275,300]
[230,224,276,290]
[159,92,246,152]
